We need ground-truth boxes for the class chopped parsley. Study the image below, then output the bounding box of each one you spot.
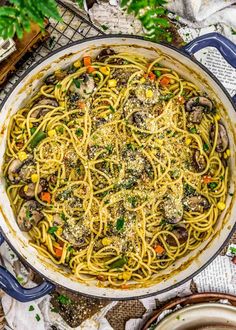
[48,226,58,235]
[29,305,34,311]
[50,307,59,313]
[104,200,110,205]
[60,212,67,221]
[154,70,161,77]
[189,127,197,134]
[231,28,236,35]
[30,127,37,135]
[116,217,125,231]
[128,196,137,208]
[160,219,167,226]
[208,182,217,190]
[110,257,127,269]
[73,78,82,88]
[220,175,224,181]
[75,128,83,137]
[109,105,115,113]
[126,143,136,151]
[184,183,195,196]
[105,145,113,154]
[101,24,109,31]
[25,209,32,220]
[229,192,234,196]
[203,143,209,152]
[57,294,72,305]
[230,247,236,254]
[35,314,41,322]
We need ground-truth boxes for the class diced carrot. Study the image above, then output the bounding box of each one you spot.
[203,175,212,184]
[54,247,63,257]
[148,72,156,81]
[83,56,92,67]
[160,76,170,86]
[154,245,165,254]
[41,192,51,204]
[178,96,185,104]
[143,73,148,78]
[77,101,85,109]
[121,284,129,289]
[87,66,95,73]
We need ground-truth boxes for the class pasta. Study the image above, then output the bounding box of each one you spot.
[3,49,230,288]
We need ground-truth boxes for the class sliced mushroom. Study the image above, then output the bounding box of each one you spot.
[53,214,64,226]
[44,74,57,85]
[189,106,204,124]
[96,48,116,61]
[193,150,206,172]
[70,74,95,99]
[19,183,42,200]
[31,98,58,118]
[128,111,148,129]
[210,123,229,153]
[8,156,33,183]
[186,96,213,112]
[135,86,160,104]
[161,195,183,224]
[183,195,210,212]
[166,226,188,246]
[17,201,43,232]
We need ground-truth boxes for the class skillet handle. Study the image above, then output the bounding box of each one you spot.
[182,32,236,103]
[0,232,55,302]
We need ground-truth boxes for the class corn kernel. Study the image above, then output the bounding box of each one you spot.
[223,152,228,159]
[217,201,226,210]
[57,227,63,236]
[31,174,38,183]
[99,66,110,76]
[170,78,175,84]
[108,79,117,88]
[140,77,146,84]
[146,89,153,98]
[18,151,27,162]
[214,114,221,121]
[102,237,112,246]
[48,129,56,137]
[156,139,163,145]
[74,59,81,68]
[24,185,28,193]
[59,101,65,108]
[47,214,53,221]
[122,271,132,281]
[226,149,231,157]
[185,138,191,146]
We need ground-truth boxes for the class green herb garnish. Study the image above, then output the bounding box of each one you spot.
[220,175,224,181]
[116,217,125,231]
[25,209,32,220]
[30,127,37,135]
[16,275,24,284]
[30,130,46,148]
[189,127,197,134]
[50,307,59,313]
[75,128,83,137]
[230,246,236,254]
[203,143,209,152]
[73,78,82,88]
[35,314,41,322]
[48,226,58,235]
[60,212,67,221]
[128,196,137,208]
[184,183,195,196]
[208,182,217,190]
[29,305,34,311]
[154,70,161,77]
[229,192,234,196]
[57,294,72,305]
[101,24,109,31]
[105,145,113,154]
[109,257,127,269]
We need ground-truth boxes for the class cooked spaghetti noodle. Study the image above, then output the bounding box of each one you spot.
[3,49,229,288]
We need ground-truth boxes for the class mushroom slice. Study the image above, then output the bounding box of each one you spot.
[17,201,44,232]
[189,106,204,124]
[8,156,33,183]
[166,226,188,246]
[211,123,229,153]
[19,183,43,200]
[129,111,148,129]
[8,159,23,183]
[183,195,210,212]
[193,150,206,172]
[70,74,95,99]
[53,214,64,226]
[44,74,57,85]
[31,98,58,118]
[161,195,183,224]
[96,48,116,61]
[185,96,213,112]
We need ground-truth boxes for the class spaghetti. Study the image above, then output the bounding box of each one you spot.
[3,49,229,288]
